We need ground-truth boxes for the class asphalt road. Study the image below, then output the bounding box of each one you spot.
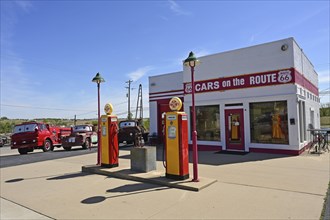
[0,145,98,168]
[0,143,134,168]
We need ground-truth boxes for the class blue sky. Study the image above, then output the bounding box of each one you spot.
[1,0,329,120]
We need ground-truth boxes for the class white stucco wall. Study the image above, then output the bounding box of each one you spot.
[149,71,183,94]
[183,38,295,83]
[149,101,157,136]
[293,39,318,87]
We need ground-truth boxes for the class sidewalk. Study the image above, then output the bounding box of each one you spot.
[1,146,329,219]
[1,198,51,220]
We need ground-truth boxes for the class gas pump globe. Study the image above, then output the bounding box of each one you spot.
[104,103,113,115]
[100,102,119,168]
[164,97,189,180]
[169,97,182,111]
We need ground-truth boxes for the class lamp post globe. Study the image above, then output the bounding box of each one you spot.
[92,72,105,165]
[183,51,200,182]
[92,72,105,84]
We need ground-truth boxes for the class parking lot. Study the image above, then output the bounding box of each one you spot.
[1,145,329,219]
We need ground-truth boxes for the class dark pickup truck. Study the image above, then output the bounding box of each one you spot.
[118,120,149,146]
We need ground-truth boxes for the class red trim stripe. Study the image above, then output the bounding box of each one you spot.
[149,89,184,95]
[293,69,319,95]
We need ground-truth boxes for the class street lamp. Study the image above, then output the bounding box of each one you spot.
[92,72,105,165]
[183,51,200,182]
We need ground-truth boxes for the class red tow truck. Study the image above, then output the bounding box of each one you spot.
[11,122,71,155]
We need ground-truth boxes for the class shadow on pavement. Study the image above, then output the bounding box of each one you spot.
[4,172,93,184]
[81,196,106,204]
[107,182,166,193]
[196,151,292,166]
[47,171,92,180]
[81,182,167,205]
[153,145,292,166]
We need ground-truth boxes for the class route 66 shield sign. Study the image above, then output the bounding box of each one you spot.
[278,70,292,83]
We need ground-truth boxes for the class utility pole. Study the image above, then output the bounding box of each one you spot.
[126,80,133,120]
[135,84,143,120]
[74,115,77,126]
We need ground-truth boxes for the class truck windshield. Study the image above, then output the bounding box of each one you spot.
[119,121,136,128]
[73,126,91,132]
[13,124,38,134]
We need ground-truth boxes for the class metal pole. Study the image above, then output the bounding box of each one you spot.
[126,80,133,120]
[97,82,101,165]
[191,65,199,182]
[128,81,131,119]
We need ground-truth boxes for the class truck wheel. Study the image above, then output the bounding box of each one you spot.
[18,148,28,155]
[43,140,52,152]
[82,138,91,149]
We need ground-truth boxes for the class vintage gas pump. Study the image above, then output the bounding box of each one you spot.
[100,103,119,168]
[165,97,189,180]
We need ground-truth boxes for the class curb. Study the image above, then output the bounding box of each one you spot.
[82,165,217,192]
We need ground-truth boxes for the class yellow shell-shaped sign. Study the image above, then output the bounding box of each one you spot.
[104,103,113,115]
[169,97,182,111]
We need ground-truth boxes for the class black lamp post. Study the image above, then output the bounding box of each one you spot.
[183,51,200,182]
[92,72,105,165]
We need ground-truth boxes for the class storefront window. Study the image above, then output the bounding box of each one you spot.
[250,101,288,144]
[190,105,220,141]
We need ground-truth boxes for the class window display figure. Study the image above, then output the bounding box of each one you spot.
[272,111,284,139]
[231,116,239,140]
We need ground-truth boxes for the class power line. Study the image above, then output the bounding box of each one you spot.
[1,100,134,112]
[319,88,330,96]
[75,111,97,116]
[1,104,89,112]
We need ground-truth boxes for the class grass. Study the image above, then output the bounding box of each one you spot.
[321,116,330,127]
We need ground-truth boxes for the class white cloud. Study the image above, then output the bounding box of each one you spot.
[318,69,330,84]
[168,0,191,16]
[316,69,329,105]
[15,1,33,12]
[127,66,153,81]
[279,7,327,34]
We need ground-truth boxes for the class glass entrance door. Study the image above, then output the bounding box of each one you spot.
[225,109,245,151]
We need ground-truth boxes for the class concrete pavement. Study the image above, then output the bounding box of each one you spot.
[1,198,51,219]
[1,145,329,219]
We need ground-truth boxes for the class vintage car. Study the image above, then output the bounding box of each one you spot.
[0,135,9,147]
[61,125,97,150]
[11,122,71,154]
[118,120,149,146]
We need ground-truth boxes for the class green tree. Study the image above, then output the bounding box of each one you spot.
[320,103,330,117]
[143,118,150,131]
[0,121,14,133]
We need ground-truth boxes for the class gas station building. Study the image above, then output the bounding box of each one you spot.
[148,38,321,155]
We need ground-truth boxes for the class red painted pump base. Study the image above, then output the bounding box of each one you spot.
[166,173,189,180]
[101,163,119,168]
